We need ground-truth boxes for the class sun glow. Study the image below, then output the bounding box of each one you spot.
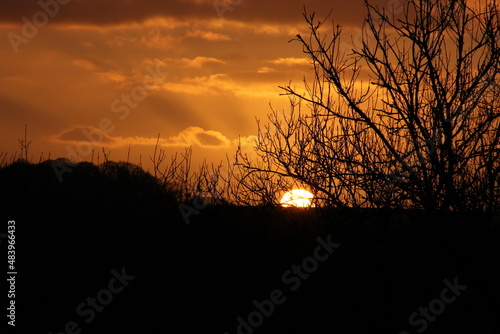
[280,189,314,207]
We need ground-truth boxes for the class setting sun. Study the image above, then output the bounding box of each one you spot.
[280,189,314,207]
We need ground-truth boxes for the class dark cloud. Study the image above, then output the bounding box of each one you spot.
[51,126,116,145]
[0,0,381,26]
[0,0,206,25]
[195,132,225,146]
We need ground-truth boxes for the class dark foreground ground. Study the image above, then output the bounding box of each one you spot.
[1,161,499,334]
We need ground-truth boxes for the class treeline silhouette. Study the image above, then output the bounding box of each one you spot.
[1,159,499,333]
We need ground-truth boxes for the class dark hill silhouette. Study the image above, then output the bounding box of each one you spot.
[0,160,499,333]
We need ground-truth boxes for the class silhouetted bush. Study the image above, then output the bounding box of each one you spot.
[1,158,499,333]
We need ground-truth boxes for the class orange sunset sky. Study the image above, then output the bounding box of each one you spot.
[0,0,402,172]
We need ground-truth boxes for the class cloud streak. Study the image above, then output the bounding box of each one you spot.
[0,0,370,26]
[269,57,309,66]
[49,125,240,148]
[181,56,227,68]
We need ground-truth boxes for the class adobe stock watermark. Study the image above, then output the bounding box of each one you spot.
[213,0,244,20]
[386,0,405,16]
[179,184,221,225]
[48,267,135,334]
[399,276,467,334]
[51,63,169,182]
[224,235,341,334]
[7,0,71,54]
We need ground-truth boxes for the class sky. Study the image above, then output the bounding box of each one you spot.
[0,0,404,172]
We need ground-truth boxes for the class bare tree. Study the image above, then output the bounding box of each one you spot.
[239,0,500,211]
[233,140,299,206]
[148,136,296,207]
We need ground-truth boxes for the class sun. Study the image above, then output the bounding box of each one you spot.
[280,189,314,207]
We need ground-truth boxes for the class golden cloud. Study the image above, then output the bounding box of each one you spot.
[257,66,277,74]
[184,29,232,41]
[181,56,227,68]
[72,59,98,71]
[252,23,305,36]
[97,71,128,85]
[269,57,309,66]
[161,127,232,147]
[49,126,233,149]
[236,135,258,149]
[139,30,178,49]
[161,73,282,97]
[133,28,231,50]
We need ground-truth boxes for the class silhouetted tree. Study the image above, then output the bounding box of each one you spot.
[240,0,500,211]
